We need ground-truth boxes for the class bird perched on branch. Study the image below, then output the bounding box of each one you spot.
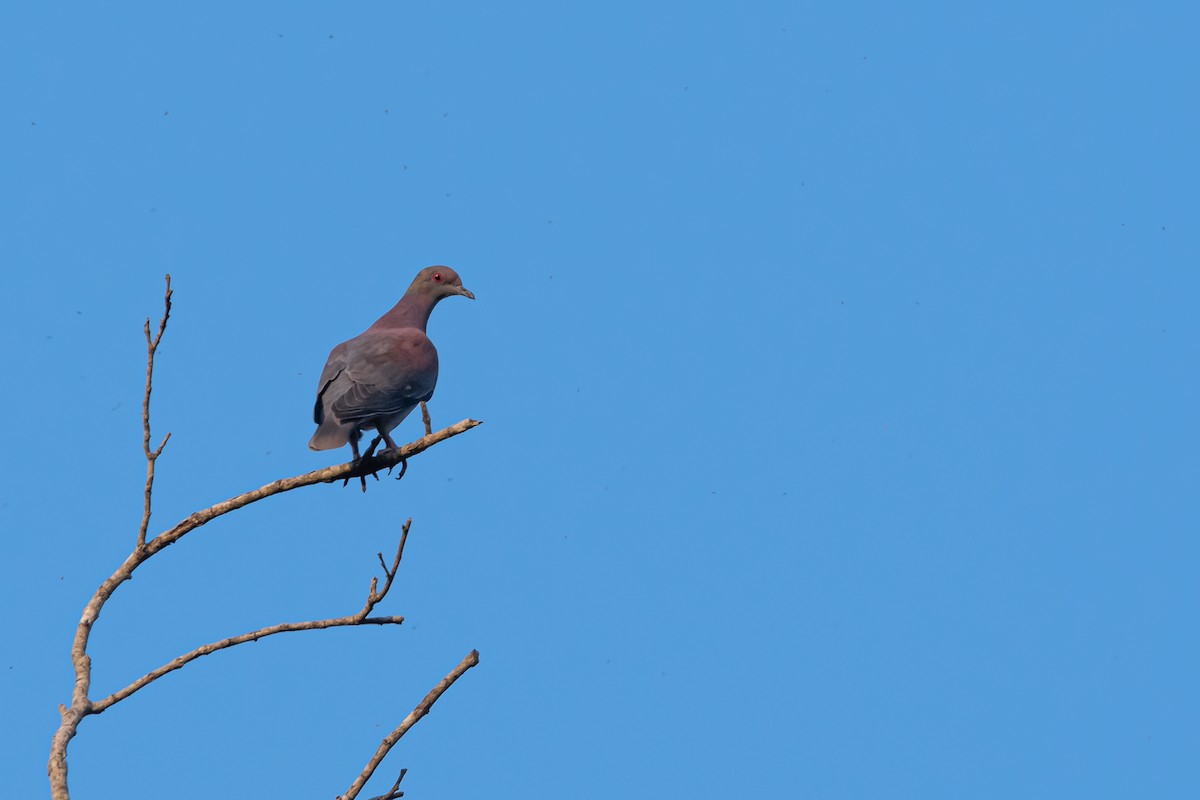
[310,266,474,460]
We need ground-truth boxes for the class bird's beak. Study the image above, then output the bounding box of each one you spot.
[457,286,476,300]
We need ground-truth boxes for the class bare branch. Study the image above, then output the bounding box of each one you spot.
[50,421,480,799]
[420,401,432,436]
[83,515,420,716]
[148,419,481,559]
[90,614,404,714]
[137,275,173,549]
[339,650,480,800]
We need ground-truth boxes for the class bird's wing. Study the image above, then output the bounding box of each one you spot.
[313,341,350,425]
[326,329,439,425]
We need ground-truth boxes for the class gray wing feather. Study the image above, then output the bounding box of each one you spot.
[318,330,437,426]
[313,342,350,424]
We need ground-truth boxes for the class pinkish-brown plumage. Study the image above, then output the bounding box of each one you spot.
[310,266,474,458]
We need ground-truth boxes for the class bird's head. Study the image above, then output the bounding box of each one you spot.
[410,266,475,301]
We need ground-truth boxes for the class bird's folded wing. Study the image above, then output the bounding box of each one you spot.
[313,342,349,425]
[326,332,437,424]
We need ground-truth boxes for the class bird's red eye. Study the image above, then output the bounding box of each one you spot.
[433,272,443,282]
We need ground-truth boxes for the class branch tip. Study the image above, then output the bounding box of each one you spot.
[338,650,479,800]
[420,401,432,436]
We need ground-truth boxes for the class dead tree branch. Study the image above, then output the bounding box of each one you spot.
[90,520,413,715]
[48,278,482,800]
[138,274,173,548]
[338,649,481,800]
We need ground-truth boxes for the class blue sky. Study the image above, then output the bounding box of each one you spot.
[3,2,1198,797]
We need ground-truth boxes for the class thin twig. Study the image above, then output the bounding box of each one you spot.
[360,519,412,616]
[338,650,480,800]
[420,401,432,436]
[137,275,173,549]
[366,769,407,800]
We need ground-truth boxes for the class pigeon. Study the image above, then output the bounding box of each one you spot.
[309,266,474,460]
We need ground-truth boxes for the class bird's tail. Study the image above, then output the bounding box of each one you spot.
[308,419,355,451]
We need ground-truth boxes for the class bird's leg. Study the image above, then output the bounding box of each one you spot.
[360,427,407,482]
[342,430,379,491]
[357,433,392,491]
[342,431,362,485]
[376,425,400,453]
[361,435,384,460]
[356,435,386,492]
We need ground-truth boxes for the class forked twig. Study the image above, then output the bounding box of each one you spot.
[360,519,412,616]
[138,275,173,548]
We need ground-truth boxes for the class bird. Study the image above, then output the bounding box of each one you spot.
[309,266,474,461]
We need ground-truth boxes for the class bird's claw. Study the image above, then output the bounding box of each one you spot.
[385,454,409,481]
[341,436,406,490]
[343,454,385,492]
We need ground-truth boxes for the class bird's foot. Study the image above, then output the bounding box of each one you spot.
[343,442,386,492]
[360,466,383,492]
[341,439,404,491]
[342,467,382,492]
